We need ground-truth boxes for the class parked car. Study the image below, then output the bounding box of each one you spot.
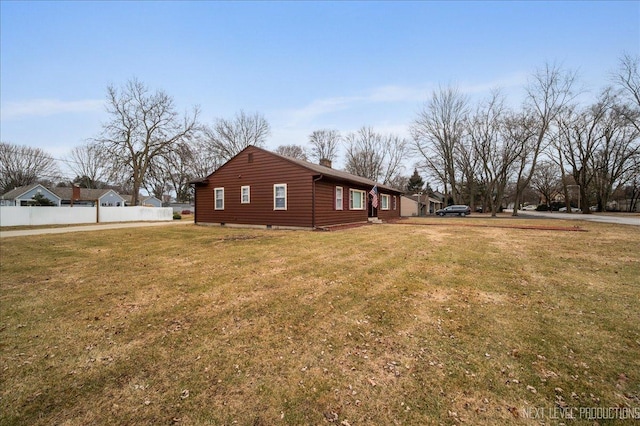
[522,204,538,211]
[559,206,581,213]
[436,205,471,217]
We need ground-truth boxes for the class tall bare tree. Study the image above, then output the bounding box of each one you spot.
[94,78,200,206]
[411,86,469,204]
[189,135,223,180]
[203,110,270,161]
[612,53,640,132]
[512,63,577,215]
[308,129,340,163]
[592,91,640,211]
[556,101,606,213]
[468,92,522,216]
[275,144,308,161]
[344,127,408,184]
[0,142,60,194]
[66,142,114,188]
[531,161,562,209]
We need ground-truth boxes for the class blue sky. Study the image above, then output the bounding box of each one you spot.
[1,1,638,177]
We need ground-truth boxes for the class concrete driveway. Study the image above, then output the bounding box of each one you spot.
[0,220,193,238]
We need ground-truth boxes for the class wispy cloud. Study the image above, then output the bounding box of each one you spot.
[1,98,104,120]
[283,84,429,126]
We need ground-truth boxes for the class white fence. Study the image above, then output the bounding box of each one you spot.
[0,206,173,227]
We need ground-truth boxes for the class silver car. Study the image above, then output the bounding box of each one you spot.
[436,205,471,217]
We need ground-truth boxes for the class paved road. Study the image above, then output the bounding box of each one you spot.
[510,210,639,226]
[0,220,194,238]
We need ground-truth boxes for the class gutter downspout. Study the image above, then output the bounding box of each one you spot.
[312,175,323,229]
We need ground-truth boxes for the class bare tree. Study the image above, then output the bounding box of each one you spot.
[275,144,308,161]
[512,63,578,215]
[308,129,340,163]
[344,127,384,181]
[592,91,640,211]
[94,78,200,206]
[66,142,114,188]
[531,161,562,209]
[468,91,522,216]
[189,135,223,179]
[344,127,408,184]
[411,86,469,204]
[612,53,640,132]
[556,101,606,213]
[0,142,60,194]
[203,110,270,161]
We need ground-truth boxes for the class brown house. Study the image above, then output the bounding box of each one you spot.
[191,146,403,229]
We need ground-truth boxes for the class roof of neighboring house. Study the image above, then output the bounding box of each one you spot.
[1,184,61,200]
[192,145,404,194]
[51,187,123,201]
[404,193,442,203]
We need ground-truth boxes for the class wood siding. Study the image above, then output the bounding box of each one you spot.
[194,146,402,228]
[195,147,315,227]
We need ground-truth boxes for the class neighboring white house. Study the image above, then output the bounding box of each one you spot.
[0,184,62,206]
[141,196,162,207]
[401,193,444,217]
[51,187,126,207]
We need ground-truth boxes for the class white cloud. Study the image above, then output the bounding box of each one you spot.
[1,98,104,120]
[279,83,430,127]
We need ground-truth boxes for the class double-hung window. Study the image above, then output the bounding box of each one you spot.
[214,187,224,210]
[335,186,343,210]
[381,194,390,210]
[349,189,365,210]
[274,184,287,210]
[241,186,250,204]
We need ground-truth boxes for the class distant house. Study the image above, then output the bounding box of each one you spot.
[52,187,126,207]
[0,184,62,206]
[401,193,444,216]
[141,196,162,208]
[191,145,403,229]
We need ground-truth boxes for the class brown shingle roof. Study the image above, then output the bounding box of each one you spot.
[192,145,403,194]
[1,184,61,200]
[51,187,116,201]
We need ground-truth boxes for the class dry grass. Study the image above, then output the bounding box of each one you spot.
[1,217,639,425]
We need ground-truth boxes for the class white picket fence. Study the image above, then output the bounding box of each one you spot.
[0,206,173,227]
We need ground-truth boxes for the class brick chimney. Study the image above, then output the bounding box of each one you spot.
[72,185,81,201]
[319,158,332,168]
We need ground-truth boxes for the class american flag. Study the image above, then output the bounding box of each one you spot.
[369,185,379,208]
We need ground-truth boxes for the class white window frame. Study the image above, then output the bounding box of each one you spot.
[241,186,250,204]
[214,187,224,210]
[274,184,287,210]
[381,194,390,210]
[349,189,366,210]
[335,186,343,210]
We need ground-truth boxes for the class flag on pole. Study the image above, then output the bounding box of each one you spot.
[369,185,379,208]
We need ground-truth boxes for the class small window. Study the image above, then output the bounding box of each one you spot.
[335,186,343,210]
[241,186,250,204]
[274,184,287,210]
[381,194,390,210]
[214,187,224,210]
[248,153,254,163]
[349,189,365,210]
